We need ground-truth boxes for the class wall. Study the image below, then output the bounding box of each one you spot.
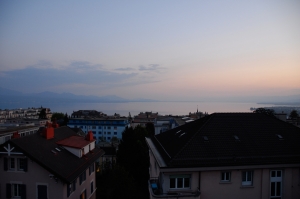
[0,155,64,199]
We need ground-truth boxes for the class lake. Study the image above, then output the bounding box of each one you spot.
[0,101,275,116]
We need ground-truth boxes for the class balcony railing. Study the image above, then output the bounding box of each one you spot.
[149,178,200,198]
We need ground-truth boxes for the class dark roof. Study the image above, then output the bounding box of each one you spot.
[152,113,300,168]
[8,126,104,183]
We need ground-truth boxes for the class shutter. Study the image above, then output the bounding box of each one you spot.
[20,184,26,199]
[37,185,47,199]
[23,158,28,172]
[4,157,8,171]
[73,178,76,190]
[67,184,70,197]
[6,184,11,198]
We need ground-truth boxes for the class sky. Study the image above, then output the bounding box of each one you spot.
[0,0,299,101]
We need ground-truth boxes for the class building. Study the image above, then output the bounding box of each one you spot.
[4,118,49,127]
[131,112,159,128]
[146,113,300,199]
[67,117,130,143]
[0,123,104,199]
[0,125,40,145]
[0,107,52,121]
[154,116,178,135]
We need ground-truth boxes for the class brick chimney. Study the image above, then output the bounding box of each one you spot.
[52,118,59,128]
[42,122,54,139]
[85,131,94,141]
[12,131,20,139]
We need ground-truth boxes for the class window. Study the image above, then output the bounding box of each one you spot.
[4,158,27,172]
[80,170,86,185]
[91,181,94,194]
[270,170,282,199]
[13,184,21,197]
[107,132,111,135]
[242,171,253,186]
[107,126,111,129]
[67,179,76,197]
[10,158,15,170]
[6,184,26,199]
[114,132,117,135]
[89,163,95,175]
[37,185,47,199]
[18,158,26,171]
[169,175,190,189]
[80,189,87,199]
[221,172,231,182]
[114,126,117,130]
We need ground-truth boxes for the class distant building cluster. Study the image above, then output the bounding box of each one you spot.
[1,106,300,199]
[0,107,52,123]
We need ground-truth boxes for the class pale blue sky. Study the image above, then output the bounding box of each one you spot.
[0,1,299,101]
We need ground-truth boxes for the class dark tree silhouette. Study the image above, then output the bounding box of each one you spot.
[254,108,275,117]
[38,109,47,119]
[289,110,299,119]
[116,126,150,198]
[145,122,155,136]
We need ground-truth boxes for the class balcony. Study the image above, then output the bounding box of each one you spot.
[149,178,200,199]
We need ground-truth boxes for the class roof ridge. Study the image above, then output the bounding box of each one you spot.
[172,114,213,161]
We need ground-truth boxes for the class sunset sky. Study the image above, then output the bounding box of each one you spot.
[0,1,299,101]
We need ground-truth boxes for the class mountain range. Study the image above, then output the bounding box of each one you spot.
[0,87,157,103]
[0,87,299,105]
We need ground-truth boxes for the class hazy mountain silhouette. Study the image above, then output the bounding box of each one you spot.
[0,87,157,103]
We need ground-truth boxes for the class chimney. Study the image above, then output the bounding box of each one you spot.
[85,131,94,141]
[52,118,59,128]
[12,131,20,139]
[42,122,54,139]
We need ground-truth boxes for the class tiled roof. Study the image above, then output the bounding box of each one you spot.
[8,126,104,183]
[152,113,300,168]
[56,136,94,148]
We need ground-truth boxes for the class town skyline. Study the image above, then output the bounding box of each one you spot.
[1,1,300,101]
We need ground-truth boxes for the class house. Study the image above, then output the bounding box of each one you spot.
[146,113,300,199]
[0,122,104,199]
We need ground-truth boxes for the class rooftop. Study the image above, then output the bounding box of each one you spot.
[150,113,300,168]
[1,126,104,183]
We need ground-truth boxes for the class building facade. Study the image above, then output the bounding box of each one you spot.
[0,124,104,199]
[146,113,300,199]
[68,118,130,143]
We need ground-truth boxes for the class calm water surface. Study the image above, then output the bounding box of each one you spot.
[0,101,274,116]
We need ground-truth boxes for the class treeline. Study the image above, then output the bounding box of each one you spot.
[97,124,154,199]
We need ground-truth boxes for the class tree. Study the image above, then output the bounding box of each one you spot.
[289,110,299,119]
[145,122,155,136]
[38,109,47,119]
[51,112,69,126]
[254,108,275,117]
[63,113,69,126]
[51,112,65,121]
[96,165,138,199]
[116,126,150,198]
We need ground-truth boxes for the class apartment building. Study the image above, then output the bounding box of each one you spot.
[146,113,300,199]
